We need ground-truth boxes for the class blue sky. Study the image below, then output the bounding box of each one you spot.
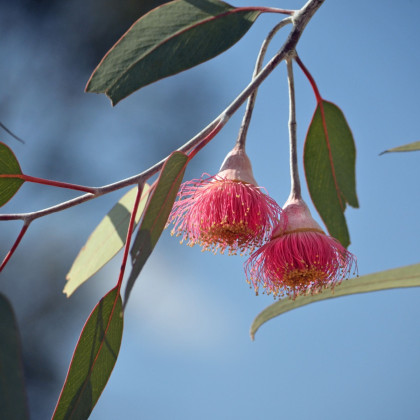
[1,0,420,419]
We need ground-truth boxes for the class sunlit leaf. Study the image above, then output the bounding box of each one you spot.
[0,142,24,207]
[52,287,123,420]
[250,263,420,340]
[124,152,188,306]
[0,293,29,420]
[304,100,358,248]
[380,140,420,155]
[64,184,151,297]
[86,0,262,104]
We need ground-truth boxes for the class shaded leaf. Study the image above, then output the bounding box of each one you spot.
[53,287,123,420]
[86,0,262,104]
[0,294,29,420]
[0,142,24,207]
[64,184,151,297]
[380,140,420,155]
[304,100,358,248]
[124,152,188,306]
[250,263,420,340]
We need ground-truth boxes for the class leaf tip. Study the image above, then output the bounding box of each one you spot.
[249,325,257,341]
[62,280,73,298]
[108,93,119,107]
[62,289,71,298]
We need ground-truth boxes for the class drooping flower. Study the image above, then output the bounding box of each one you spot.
[245,197,356,298]
[168,146,282,255]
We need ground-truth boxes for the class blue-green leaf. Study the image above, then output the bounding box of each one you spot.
[65,184,151,297]
[250,263,420,340]
[86,0,262,104]
[52,287,123,420]
[124,152,188,306]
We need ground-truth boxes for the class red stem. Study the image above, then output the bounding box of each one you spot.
[116,184,145,291]
[0,174,97,194]
[0,222,30,272]
[295,55,322,103]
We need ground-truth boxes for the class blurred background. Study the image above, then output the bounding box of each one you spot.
[1,0,420,419]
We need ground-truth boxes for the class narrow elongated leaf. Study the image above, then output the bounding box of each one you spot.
[0,294,29,420]
[250,263,420,340]
[0,142,24,206]
[380,140,420,155]
[86,0,262,104]
[53,287,123,420]
[124,152,188,306]
[304,100,358,248]
[64,184,151,297]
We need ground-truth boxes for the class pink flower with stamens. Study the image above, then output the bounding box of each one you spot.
[246,197,356,298]
[168,146,282,255]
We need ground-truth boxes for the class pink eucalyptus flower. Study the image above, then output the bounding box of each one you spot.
[168,146,282,255]
[246,197,356,298]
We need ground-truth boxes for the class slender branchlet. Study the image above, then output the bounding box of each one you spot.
[286,56,302,200]
[0,122,25,144]
[236,17,293,150]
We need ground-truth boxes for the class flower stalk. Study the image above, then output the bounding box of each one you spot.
[286,56,302,200]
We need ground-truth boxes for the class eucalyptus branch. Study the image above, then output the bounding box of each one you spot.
[0,0,324,225]
[286,56,302,200]
[236,17,293,150]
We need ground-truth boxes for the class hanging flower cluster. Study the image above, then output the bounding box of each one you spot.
[168,143,356,299]
[168,138,356,299]
[168,146,282,255]
[167,53,357,299]
[245,197,356,299]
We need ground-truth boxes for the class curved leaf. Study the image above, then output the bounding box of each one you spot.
[0,142,24,207]
[52,287,123,420]
[86,0,262,104]
[64,184,151,297]
[380,140,420,155]
[304,100,358,248]
[250,263,420,340]
[0,293,29,420]
[124,152,188,306]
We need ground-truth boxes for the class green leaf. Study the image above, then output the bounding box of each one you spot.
[52,287,123,420]
[0,142,24,207]
[124,152,188,306]
[0,294,29,420]
[64,184,151,297]
[86,0,262,105]
[250,263,420,340]
[380,140,420,155]
[304,100,358,248]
